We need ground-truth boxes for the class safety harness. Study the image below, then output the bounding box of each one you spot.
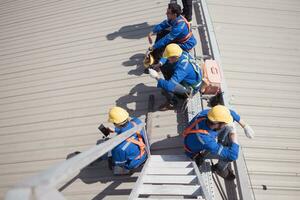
[183,117,209,154]
[124,121,146,160]
[175,15,193,44]
[181,53,202,90]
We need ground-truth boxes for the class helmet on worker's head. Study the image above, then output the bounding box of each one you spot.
[163,43,183,58]
[143,54,154,68]
[108,106,129,125]
[207,105,233,124]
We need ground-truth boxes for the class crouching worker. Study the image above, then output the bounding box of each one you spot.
[183,105,255,180]
[147,3,197,64]
[107,106,147,175]
[148,43,202,111]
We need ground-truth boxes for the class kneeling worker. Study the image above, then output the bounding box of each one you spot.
[107,106,147,175]
[148,43,202,111]
[183,105,255,180]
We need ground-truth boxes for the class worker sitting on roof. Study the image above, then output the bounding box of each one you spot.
[148,43,202,111]
[183,105,255,180]
[107,106,147,175]
[147,3,197,64]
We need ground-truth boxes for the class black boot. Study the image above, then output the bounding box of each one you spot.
[212,164,235,181]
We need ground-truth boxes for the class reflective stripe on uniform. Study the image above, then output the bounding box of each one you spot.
[180,54,202,89]
[115,160,127,164]
[170,78,179,85]
[196,134,205,145]
[217,145,224,155]
[121,141,131,151]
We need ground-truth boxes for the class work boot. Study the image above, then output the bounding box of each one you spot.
[212,164,235,181]
[159,101,174,111]
[193,154,204,166]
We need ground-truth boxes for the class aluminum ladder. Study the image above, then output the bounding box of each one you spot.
[128,154,214,200]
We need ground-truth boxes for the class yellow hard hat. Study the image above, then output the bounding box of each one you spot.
[108,106,129,124]
[163,43,183,58]
[207,105,233,124]
[143,54,154,68]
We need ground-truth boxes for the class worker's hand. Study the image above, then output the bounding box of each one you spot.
[148,32,153,44]
[149,68,159,80]
[230,132,239,144]
[243,124,255,139]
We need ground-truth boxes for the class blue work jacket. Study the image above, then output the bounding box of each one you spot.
[152,15,197,51]
[111,118,147,170]
[184,109,241,161]
[157,51,202,92]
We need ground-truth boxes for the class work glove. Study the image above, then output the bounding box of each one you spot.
[243,124,255,139]
[149,68,159,79]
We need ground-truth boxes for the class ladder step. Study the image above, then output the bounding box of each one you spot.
[147,167,194,175]
[149,161,192,168]
[150,155,190,162]
[136,198,203,200]
[139,184,201,196]
[143,175,197,184]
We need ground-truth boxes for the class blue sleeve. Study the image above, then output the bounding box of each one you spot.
[157,67,187,92]
[230,110,241,122]
[153,22,184,49]
[203,136,239,161]
[112,148,127,167]
[159,57,167,65]
[114,127,121,134]
[153,20,170,33]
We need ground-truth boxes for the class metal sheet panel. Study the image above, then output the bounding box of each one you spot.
[205,0,300,199]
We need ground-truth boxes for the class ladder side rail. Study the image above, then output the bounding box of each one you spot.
[198,0,254,199]
[5,123,145,200]
[192,161,214,200]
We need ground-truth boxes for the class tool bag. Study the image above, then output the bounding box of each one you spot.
[200,59,222,95]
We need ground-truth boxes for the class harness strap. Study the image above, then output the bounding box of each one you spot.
[125,121,146,160]
[183,117,209,153]
[176,16,193,43]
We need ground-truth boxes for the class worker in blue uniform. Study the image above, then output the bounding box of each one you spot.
[183,105,255,180]
[147,3,197,64]
[107,107,147,175]
[148,43,202,111]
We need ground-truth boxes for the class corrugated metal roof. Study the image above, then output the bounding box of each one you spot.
[205,0,300,199]
[1,0,299,199]
[0,0,185,199]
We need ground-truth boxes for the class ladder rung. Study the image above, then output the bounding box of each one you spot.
[139,184,201,196]
[136,198,203,200]
[143,175,197,184]
[150,155,190,162]
[149,161,192,168]
[147,167,194,175]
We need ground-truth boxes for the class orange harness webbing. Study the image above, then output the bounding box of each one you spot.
[126,121,146,159]
[183,117,209,153]
[176,16,193,44]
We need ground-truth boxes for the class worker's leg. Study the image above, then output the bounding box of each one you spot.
[215,126,232,170]
[160,62,175,80]
[182,0,193,22]
[152,30,170,63]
